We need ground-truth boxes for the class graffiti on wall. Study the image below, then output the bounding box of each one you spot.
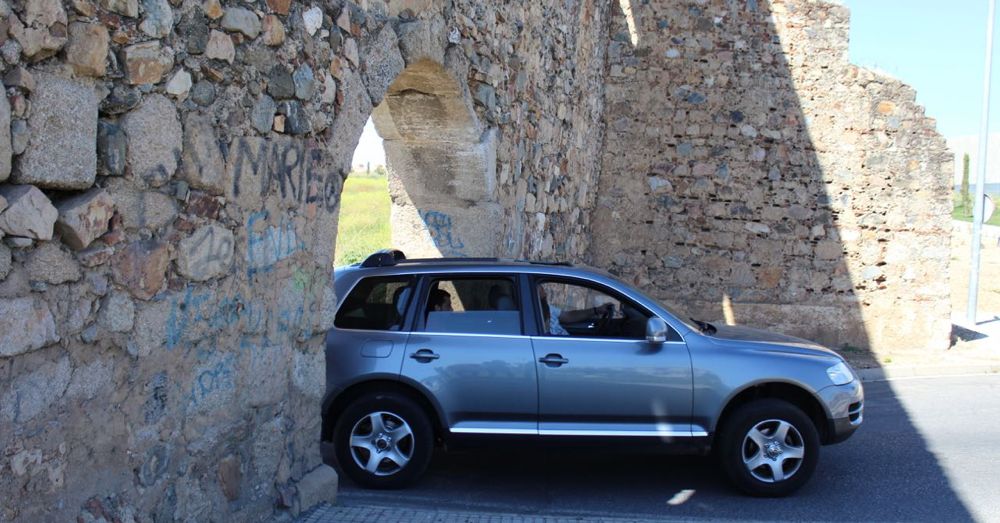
[168,276,322,410]
[181,224,235,279]
[161,135,336,412]
[421,210,465,255]
[189,354,235,408]
[228,137,341,212]
[246,211,305,276]
[164,284,317,352]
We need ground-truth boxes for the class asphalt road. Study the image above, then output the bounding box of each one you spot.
[335,374,1000,522]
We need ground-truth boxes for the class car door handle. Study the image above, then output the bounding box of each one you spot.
[539,354,569,366]
[410,349,440,362]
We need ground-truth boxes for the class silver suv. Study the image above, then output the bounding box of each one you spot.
[321,250,863,496]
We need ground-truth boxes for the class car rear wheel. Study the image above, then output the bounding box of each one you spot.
[332,392,433,489]
[716,399,820,497]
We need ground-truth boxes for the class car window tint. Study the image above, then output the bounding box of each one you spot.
[335,276,415,331]
[537,280,653,340]
[422,277,521,335]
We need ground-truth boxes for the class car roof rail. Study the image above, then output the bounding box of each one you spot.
[397,257,572,266]
[397,257,503,264]
[359,249,573,268]
[361,249,407,267]
[527,260,573,267]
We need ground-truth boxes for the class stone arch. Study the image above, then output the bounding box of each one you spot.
[0,1,611,520]
[331,14,501,259]
[371,58,500,257]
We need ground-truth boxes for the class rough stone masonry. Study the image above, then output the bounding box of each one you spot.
[593,0,952,352]
[0,0,949,521]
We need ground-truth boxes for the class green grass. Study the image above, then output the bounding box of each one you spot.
[953,191,1000,226]
[335,173,391,266]
[336,185,996,265]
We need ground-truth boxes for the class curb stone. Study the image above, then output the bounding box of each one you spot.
[857,363,1000,382]
[291,502,770,523]
[295,465,339,517]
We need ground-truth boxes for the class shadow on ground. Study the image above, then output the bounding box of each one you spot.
[339,380,976,522]
[952,324,989,343]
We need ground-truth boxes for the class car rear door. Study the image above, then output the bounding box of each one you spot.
[400,274,538,435]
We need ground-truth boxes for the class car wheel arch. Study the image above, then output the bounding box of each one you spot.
[322,379,446,444]
[712,381,831,445]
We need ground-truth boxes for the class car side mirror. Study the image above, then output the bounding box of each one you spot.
[646,317,669,343]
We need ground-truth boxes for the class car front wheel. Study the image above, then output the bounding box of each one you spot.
[332,392,433,489]
[716,399,820,497]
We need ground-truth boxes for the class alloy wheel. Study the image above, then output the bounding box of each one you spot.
[349,411,415,477]
[741,418,805,483]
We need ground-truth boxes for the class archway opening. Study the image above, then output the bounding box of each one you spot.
[334,118,391,266]
[334,58,499,265]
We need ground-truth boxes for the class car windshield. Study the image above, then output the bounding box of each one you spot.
[651,298,704,333]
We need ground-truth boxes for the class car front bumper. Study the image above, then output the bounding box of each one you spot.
[817,378,864,444]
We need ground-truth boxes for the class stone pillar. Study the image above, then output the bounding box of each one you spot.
[373,59,501,258]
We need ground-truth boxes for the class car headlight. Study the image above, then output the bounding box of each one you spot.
[826,361,854,385]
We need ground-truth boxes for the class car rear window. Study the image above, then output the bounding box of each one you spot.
[422,277,522,336]
[335,276,415,331]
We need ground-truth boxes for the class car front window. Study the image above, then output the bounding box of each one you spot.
[595,273,701,333]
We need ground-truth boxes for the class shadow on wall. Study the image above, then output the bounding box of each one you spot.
[591,0,952,353]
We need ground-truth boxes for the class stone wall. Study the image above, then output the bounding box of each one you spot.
[592,0,952,352]
[0,0,609,520]
[0,0,953,519]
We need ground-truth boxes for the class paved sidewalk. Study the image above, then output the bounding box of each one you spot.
[842,312,1000,381]
[294,502,753,523]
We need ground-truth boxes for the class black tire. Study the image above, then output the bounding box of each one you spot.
[715,399,820,497]
[332,392,434,489]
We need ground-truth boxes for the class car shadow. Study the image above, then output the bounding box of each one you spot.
[339,379,975,522]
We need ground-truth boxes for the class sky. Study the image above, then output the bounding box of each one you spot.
[840,0,992,139]
[351,118,385,171]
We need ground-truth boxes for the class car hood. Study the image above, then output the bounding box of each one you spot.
[707,324,841,359]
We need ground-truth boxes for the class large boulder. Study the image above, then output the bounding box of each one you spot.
[296,466,339,512]
[98,291,135,333]
[122,94,182,187]
[54,188,115,250]
[176,223,234,281]
[122,41,174,85]
[0,185,58,239]
[180,113,227,194]
[13,73,99,189]
[26,241,82,284]
[112,240,169,300]
[139,0,174,38]
[221,7,260,38]
[99,0,138,17]
[11,0,68,61]
[0,297,59,357]
[66,22,110,77]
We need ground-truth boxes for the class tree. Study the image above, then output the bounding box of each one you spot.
[962,153,971,216]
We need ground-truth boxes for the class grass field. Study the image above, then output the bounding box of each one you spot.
[334,173,391,266]
[953,191,1000,226]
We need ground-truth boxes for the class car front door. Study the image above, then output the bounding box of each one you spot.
[529,277,698,437]
[400,274,538,435]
